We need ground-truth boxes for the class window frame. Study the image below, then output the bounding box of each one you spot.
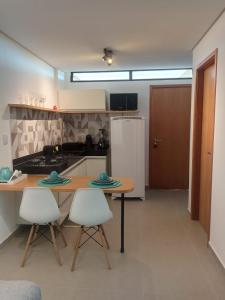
[70,68,192,83]
[131,69,193,81]
[70,70,131,82]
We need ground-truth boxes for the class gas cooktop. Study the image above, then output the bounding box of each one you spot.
[16,152,85,175]
[29,156,63,166]
[18,155,67,174]
[13,143,108,175]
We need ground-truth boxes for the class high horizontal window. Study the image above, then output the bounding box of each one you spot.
[132,69,192,80]
[71,68,192,82]
[71,71,130,82]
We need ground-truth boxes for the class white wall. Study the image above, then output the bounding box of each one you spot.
[189,11,225,267]
[0,33,57,243]
[65,75,191,184]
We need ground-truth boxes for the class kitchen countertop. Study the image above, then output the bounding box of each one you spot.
[13,145,108,175]
[0,175,134,194]
[60,155,106,175]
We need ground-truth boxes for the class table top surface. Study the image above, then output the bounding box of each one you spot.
[0,175,134,194]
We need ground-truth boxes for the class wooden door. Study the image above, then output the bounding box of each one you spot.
[199,64,216,233]
[191,49,217,238]
[149,85,191,189]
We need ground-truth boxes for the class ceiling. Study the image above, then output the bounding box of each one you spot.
[0,0,225,71]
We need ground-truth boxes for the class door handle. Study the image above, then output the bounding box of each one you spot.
[153,137,162,148]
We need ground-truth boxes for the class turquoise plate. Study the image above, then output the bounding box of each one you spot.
[93,179,114,184]
[38,178,71,187]
[92,180,115,185]
[42,178,66,183]
[88,180,122,189]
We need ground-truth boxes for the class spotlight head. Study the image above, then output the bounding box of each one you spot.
[102,48,113,66]
[106,57,113,65]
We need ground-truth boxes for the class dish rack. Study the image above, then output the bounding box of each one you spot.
[0,174,27,185]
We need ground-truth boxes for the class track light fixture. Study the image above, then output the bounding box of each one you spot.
[102,48,113,66]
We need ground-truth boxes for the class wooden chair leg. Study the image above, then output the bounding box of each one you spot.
[49,224,62,266]
[98,225,112,270]
[100,225,110,249]
[71,226,83,272]
[31,224,39,243]
[55,222,67,247]
[21,224,35,267]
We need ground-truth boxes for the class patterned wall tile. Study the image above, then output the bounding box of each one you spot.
[10,108,138,159]
[62,113,112,143]
[10,108,63,159]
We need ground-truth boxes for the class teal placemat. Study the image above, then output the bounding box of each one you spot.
[88,180,122,189]
[37,179,71,187]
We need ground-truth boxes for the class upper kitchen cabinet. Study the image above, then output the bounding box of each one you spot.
[58,89,106,111]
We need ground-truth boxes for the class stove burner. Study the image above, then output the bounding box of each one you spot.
[30,156,45,164]
[49,158,57,163]
[16,149,86,174]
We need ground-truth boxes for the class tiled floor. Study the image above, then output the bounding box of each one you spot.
[0,189,225,300]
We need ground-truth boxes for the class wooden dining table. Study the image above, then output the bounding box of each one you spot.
[0,175,134,253]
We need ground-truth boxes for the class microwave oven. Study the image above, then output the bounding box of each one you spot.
[110,93,138,111]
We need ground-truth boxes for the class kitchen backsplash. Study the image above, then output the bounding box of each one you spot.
[10,108,138,159]
[10,108,62,159]
[62,112,138,143]
[62,113,111,143]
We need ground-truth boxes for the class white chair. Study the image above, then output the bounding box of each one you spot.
[19,187,67,267]
[69,188,113,271]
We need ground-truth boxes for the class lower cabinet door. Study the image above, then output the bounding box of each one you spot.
[86,158,106,176]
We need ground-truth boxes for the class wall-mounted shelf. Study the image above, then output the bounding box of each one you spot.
[8,104,139,114]
[8,104,58,113]
[60,109,107,114]
[60,110,139,114]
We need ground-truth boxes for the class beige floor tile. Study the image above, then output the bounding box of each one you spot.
[0,189,225,300]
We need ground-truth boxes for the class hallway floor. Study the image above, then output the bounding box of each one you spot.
[0,190,225,300]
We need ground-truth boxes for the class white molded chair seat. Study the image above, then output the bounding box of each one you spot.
[19,187,66,267]
[69,188,113,271]
[20,187,60,225]
[69,188,113,226]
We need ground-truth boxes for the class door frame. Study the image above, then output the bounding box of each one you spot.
[191,49,218,235]
[149,84,192,188]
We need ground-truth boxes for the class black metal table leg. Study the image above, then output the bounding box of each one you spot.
[120,193,125,253]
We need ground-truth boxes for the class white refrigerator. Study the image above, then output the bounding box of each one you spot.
[111,116,145,199]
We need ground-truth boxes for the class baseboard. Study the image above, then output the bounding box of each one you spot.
[208,241,225,271]
[0,225,19,248]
